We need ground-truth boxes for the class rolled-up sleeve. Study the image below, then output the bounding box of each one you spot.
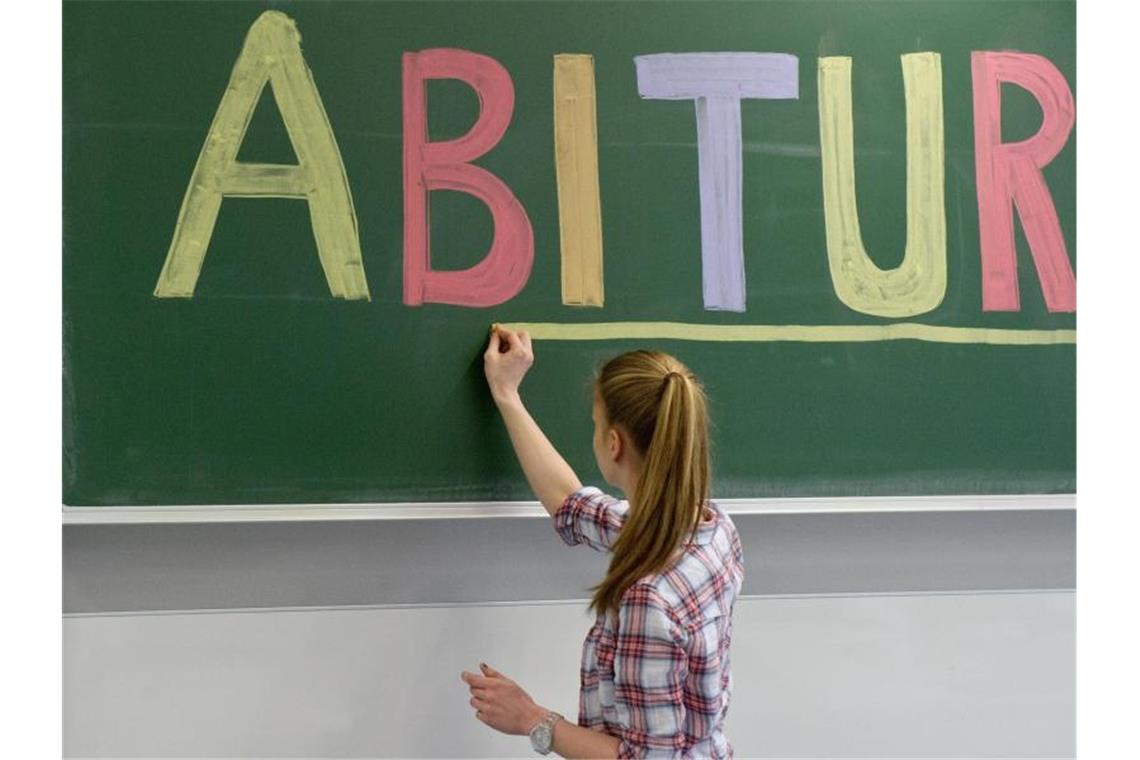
[612,585,691,759]
[554,486,629,552]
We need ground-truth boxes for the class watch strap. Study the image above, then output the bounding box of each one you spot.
[529,710,564,755]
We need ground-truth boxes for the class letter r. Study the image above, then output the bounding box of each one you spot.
[972,51,1076,312]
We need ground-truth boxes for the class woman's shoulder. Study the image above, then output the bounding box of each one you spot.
[685,499,738,549]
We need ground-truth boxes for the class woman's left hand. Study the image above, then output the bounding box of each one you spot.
[461,662,547,736]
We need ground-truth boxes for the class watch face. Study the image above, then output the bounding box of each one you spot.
[530,723,553,752]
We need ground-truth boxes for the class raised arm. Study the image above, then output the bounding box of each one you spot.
[484,325,582,515]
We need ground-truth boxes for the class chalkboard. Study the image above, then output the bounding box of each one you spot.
[62,1,1076,506]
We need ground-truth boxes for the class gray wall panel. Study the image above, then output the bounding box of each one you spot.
[64,510,1075,614]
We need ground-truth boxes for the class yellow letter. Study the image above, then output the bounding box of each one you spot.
[553,54,604,307]
[155,11,369,300]
[818,53,945,317]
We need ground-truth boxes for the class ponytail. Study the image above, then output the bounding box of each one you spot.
[589,351,710,617]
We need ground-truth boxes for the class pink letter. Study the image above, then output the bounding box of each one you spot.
[972,51,1075,312]
[403,49,534,306]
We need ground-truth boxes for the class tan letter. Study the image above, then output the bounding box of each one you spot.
[554,54,605,307]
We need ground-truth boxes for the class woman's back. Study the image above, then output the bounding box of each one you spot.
[473,333,741,757]
[557,486,745,758]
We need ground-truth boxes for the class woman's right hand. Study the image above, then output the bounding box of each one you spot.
[484,325,533,406]
[481,324,582,514]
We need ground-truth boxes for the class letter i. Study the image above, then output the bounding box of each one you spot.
[554,54,605,307]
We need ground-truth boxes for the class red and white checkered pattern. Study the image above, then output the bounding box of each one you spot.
[555,487,745,759]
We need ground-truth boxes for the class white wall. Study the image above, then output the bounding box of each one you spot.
[65,591,1074,758]
[63,507,1075,757]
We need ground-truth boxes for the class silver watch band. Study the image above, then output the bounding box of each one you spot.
[529,710,564,755]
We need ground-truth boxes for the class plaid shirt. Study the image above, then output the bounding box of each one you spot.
[555,487,745,759]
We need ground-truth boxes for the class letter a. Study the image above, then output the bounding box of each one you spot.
[154,11,369,300]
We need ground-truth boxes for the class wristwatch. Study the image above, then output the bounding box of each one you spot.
[528,710,564,755]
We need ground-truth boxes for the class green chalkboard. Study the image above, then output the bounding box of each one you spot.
[63,1,1075,506]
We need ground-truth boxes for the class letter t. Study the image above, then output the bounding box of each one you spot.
[635,53,799,312]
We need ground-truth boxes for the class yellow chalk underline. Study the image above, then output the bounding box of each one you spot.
[503,322,1076,345]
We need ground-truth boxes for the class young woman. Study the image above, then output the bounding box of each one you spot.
[461,325,744,758]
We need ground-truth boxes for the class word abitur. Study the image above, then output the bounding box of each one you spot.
[154,11,1076,334]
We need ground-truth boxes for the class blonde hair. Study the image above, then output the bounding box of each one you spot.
[589,350,710,617]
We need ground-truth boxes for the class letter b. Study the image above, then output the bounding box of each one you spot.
[403,49,534,307]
